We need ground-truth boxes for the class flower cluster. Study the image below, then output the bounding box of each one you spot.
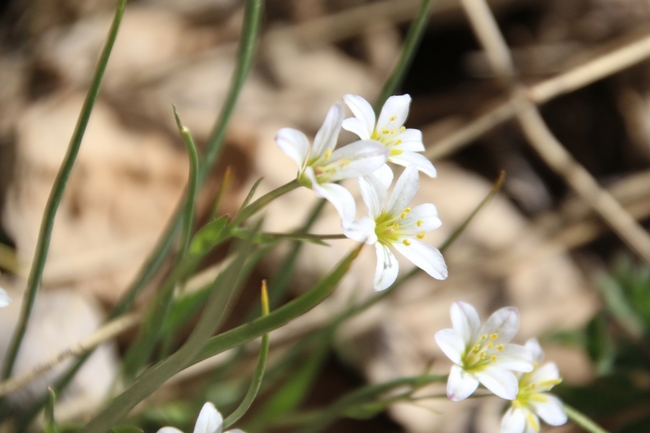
[276,94,447,290]
[435,302,567,433]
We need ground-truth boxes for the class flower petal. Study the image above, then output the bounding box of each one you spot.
[434,328,465,365]
[358,174,387,220]
[530,394,567,426]
[450,301,481,345]
[158,428,184,433]
[377,94,411,131]
[447,364,479,401]
[312,102,344,157]
[342,216,377,244]
[0,288,11,308]
[342,117,372,141]
[394,128,424,152]
[480,306,519,343]
[194,402,223,433]
[326,141,388,182]
[531,362,561,386]
[401,203,441,232]
[373,164,394,189]
[374,243,399,291]
[275,127,309,169]
[525,338,544,364]
[501,406,527,433]
[475,367,519,400]
[386,165,419,216]
[393,239,448,280]
[389,151,437,178]
[305,167,356,223]
[495,344,534,372]
[342,94,375,138]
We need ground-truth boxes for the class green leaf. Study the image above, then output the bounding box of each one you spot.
[344,402,386,420]
[189,215,229,256]
[585,313,616,376]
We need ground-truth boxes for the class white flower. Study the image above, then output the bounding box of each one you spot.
[343,165,447,291]
[435,302,534,401]
[276,102,389,222]
[0,288,10,308]
[342,94,436,185]
[501,339,567,433]
[157,402,244,433]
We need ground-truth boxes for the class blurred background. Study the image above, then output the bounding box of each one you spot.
[1,0,650,432]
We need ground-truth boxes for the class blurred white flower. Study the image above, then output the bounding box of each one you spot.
[276,102,388,223]
[434,302,534,401]
[0,287,10,308]
[501,339,567,433]
[342,94,436,186]
[343,165,447,291]
[157,402,244,433]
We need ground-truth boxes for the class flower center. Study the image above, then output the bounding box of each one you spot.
[374,207,411,245]
[462,333,505,372]
[371,126,406,147]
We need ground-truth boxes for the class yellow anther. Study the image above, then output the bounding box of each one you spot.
[473,344,481,352]
[382,129,390,135]
[396,139,402,144]
[487,341,493,349]
[490,333,499,340]
[491,355,497,362]
[324,148,332,160]
[480,352,487,360]
[416,231,425,240]
[480,334,487,341]
[393,222,400,230]
[497,344,504,351]
[400,126,405,133]
[403,239,411,246]
[389,149,403,156]
[400,208,411,219]
[389,115,397,121]
[417,220,423,227]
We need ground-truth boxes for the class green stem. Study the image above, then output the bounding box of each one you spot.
[374,0,436,111]
[173,105,200,259]
[1,0,128,381]
[230,179,301,228]
[564,404,610,433]
[261,232,346,241]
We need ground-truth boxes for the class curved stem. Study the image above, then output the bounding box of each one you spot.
[1,0,128,381]
[564,404,610,433]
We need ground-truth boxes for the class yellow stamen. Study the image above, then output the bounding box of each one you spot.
[416,232,425,240]
[480,334,487,341]
[396,139,402,144]
[393,222,399,230]
[497,344,504,351]
[402,239,411,246]
[382,129,390,135]
[389,115,397,121]
[526,413,540,431]
[490,333,499,340]
[487,341,493,349]
[480,352,487,359]
[491,355,497,362]
[473,344,481,352]
[399,126,405,133]
[417,220,423,227]
[324,148,332,160]
[400,208,411,219]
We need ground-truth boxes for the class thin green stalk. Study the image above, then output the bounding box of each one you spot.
[223,282,271,428]
[173,105,200,259]
[80,227,262,433]
[1,0,128,381]
[564,404,610,433]
[374,0,436,111]
[230,179,301,228]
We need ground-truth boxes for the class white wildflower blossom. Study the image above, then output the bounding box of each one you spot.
[276,102,389,223]
[0,287,10,308]
[342,94,436,186]
[501,339,567,433]
[435,302,534,401]
[343,165,447,291]
[158,402,243,433]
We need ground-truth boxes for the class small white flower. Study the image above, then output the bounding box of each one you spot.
[501,339,567,433]
[343,165,447,291]
[157,402,244,433]
[276,102,389,222]
[342,94,436,185]
[0,288,10,308]
[435,302,534,401]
